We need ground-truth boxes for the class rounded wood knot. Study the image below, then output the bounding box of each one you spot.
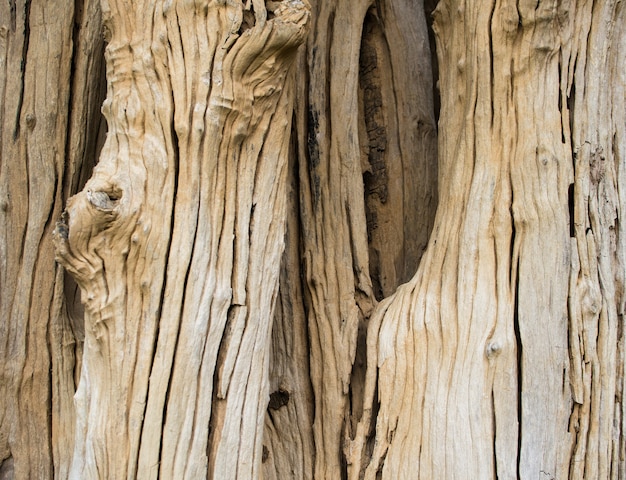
[486,341,502,358]
[25,113,36,130]
[87,187,122,211]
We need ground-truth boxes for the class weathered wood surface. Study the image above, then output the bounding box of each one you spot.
[350,1,625,479]
[0,1,104,478]
[288,0,437,477]
[52,1,308,478]
[0,0,624,479]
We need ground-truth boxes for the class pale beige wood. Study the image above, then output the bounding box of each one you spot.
[261,129,315,479]
[1,1,624,479]
[350,1,625,479]
[53,1,308,478]
[566,3,626,478]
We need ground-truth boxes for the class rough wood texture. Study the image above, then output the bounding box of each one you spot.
[52,1,308,478]
[262,133,315,479]
[567,2,625,477]
[0,1,104,478]
[290,1,437,476]
[1,0,625,479]
[350,1,625,479]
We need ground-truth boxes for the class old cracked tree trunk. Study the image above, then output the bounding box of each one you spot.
[0,0,624,479]
[348,1,626,479]
[52,1,308,478]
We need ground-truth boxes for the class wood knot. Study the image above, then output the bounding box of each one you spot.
[87,188,122,211]
[25,113,36,130]
[486,341,502,358]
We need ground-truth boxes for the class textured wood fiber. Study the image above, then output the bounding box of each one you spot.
[0,1,105,478]
[53,1,308,478]
[1,0,624,479]
[285,1,437,477]
[350,1,625,479]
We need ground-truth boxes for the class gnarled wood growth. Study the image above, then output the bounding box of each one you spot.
[53,0,308,477]
[349,1,625,479]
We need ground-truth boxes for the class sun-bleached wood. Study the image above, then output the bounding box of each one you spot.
[1,0,624,479]
[349,1,625,478]
[53,1,308,478]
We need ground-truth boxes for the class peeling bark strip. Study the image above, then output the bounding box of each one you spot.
[53,1,308,478]
[350,1,625,479]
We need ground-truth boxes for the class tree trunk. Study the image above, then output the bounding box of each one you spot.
[348,1,625,478]
[280,1,438,478]
[51,1,308,478]
[0,1,624,479]
[1,1,105,478]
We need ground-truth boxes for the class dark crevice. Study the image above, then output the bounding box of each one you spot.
[375,443,388,480]
[424,0,441,124]
[268,388,290,410]
[488,5,495,127]
[156,236,195,470]
[215,304,245,397]
[367,384,380,475]
[9,0,16,31]
[290,109,317,422]
[13,0,31,140]
[359,6,388,302]
[206,323,230,478]
[557,72,565,144]
[306,107,320,169]
[347,317,368,436]
[17,145,30,262]
[568,183,575,237]
[239,8,256,34]
[62,0,84,196]
[567,81,576,176]
[513,256,522,478]
[324,8,334,172]
[147,123,181,477]
[306,104,321,209]
[0,456,15,480]
[261,445,269,463]
[509,208,516,284]
[492,391,498,477]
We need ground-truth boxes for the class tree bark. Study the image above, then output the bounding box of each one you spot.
[1,1,105,478]
[52,1,308,478]
[284,1,437,477]
[349,1,625,478]
[1,0,625,479]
